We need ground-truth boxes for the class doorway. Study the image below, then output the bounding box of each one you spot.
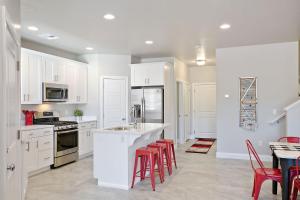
[177,81,191,144]
[192,83,216,139]
[100,76,128,128]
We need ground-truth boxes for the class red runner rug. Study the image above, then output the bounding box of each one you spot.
[185,138,216,154]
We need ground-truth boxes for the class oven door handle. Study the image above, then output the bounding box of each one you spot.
[56,129,78,135]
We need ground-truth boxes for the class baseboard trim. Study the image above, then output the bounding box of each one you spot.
[97,180,129,190]
[216,152,272,162]
[194,133,216,139]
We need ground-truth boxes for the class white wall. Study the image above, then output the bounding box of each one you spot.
[189,66,216,83]
[286,101,300,137]
[78,54,131,127]
[216,42,299,158]
[174,58,189,83]
[21,39,81,61]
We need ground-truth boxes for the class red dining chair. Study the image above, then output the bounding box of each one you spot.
[278,137,300,143]
[291,156,300,200]
[245,139,282,200]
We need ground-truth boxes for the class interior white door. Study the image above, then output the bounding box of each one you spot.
[177,82,191,144]
[183,83,191,141]
[0,7,22,200]
[177,83,184,144]
[102,77,128,128]
[192,83,216,138]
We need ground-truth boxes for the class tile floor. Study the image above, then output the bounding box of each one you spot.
[26,141,282,200]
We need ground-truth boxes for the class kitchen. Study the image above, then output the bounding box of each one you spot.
[2,1,299,200]
[20,43,178,197]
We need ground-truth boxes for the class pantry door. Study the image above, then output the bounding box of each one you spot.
[0,7,22,200]
[100,76,128,128]
[192,83,216,138]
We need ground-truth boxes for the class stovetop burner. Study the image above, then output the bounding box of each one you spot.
[33,112,78,130]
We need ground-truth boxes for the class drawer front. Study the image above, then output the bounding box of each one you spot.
[41,128,53,136]
[38,149,53,168]
[38,135,53,151]
[88,122,97,129]
[79,121,97,129]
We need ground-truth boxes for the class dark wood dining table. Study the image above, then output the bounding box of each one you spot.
[269,142,300,200]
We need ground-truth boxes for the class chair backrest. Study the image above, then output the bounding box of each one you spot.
[297,156,300,178]
[278,136,300,143]
[245,139,267,175]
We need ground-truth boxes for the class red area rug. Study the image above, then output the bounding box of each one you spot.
[185,138,216,154]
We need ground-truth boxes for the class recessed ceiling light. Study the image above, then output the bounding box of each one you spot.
[104,14,115,20]
[220,24,231,30]
[145,40,154,45]
[86,47,94,51]
[28,26,39,31]
[13,24,21,29]
[196,59,206,66]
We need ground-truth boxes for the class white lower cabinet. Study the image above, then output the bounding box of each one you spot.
[22,128,54,173]
[78,121,97,157]
[21,127,54,199]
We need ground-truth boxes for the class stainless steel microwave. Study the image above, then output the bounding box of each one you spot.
[43,83,68,102]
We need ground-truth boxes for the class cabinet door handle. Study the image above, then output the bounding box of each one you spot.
[26,142,30,152]
[44,141,50,145]
[44,157,50,160]
[23,94,26,102]
[148,78,150,84]
[36,141,39,148]
[145,78,147,84]
[27,94,30,101]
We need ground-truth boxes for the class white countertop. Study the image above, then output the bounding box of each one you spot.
[20,125,54,131]
[93,123,168,135]
[60,116,97,123]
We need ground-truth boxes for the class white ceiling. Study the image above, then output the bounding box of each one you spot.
[21,0,300,66]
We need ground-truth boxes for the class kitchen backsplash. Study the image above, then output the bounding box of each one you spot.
[21,104,77,125]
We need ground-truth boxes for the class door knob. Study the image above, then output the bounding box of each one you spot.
[7,164,16,172]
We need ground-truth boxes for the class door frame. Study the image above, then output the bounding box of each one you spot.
[191,82,216,139]
[176,80,191,144]
[0,6,21,200]
[99,76,129,128]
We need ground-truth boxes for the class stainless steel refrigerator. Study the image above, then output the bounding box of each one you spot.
[131,87,164,123]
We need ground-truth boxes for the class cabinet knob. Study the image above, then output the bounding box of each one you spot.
[7,164,16,172]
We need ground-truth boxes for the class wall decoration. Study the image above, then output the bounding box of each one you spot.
[239,77,257,131]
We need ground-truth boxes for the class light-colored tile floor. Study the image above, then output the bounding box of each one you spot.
[26,141,282,200]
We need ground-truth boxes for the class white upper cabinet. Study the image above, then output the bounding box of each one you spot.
[21,49,43,104]
[65,61,88,104]
[21,48,88,104]
[43,57,66,84]
[131,62,165,87]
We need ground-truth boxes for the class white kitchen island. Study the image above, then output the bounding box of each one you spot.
[92,123,168,190]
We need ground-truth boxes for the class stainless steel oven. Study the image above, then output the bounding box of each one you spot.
[54,126,78,167]
[43,83,68,102]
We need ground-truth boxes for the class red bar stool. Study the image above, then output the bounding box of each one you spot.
[131,147,163,191]
[148,143,171,181]
[157,139,177,170]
